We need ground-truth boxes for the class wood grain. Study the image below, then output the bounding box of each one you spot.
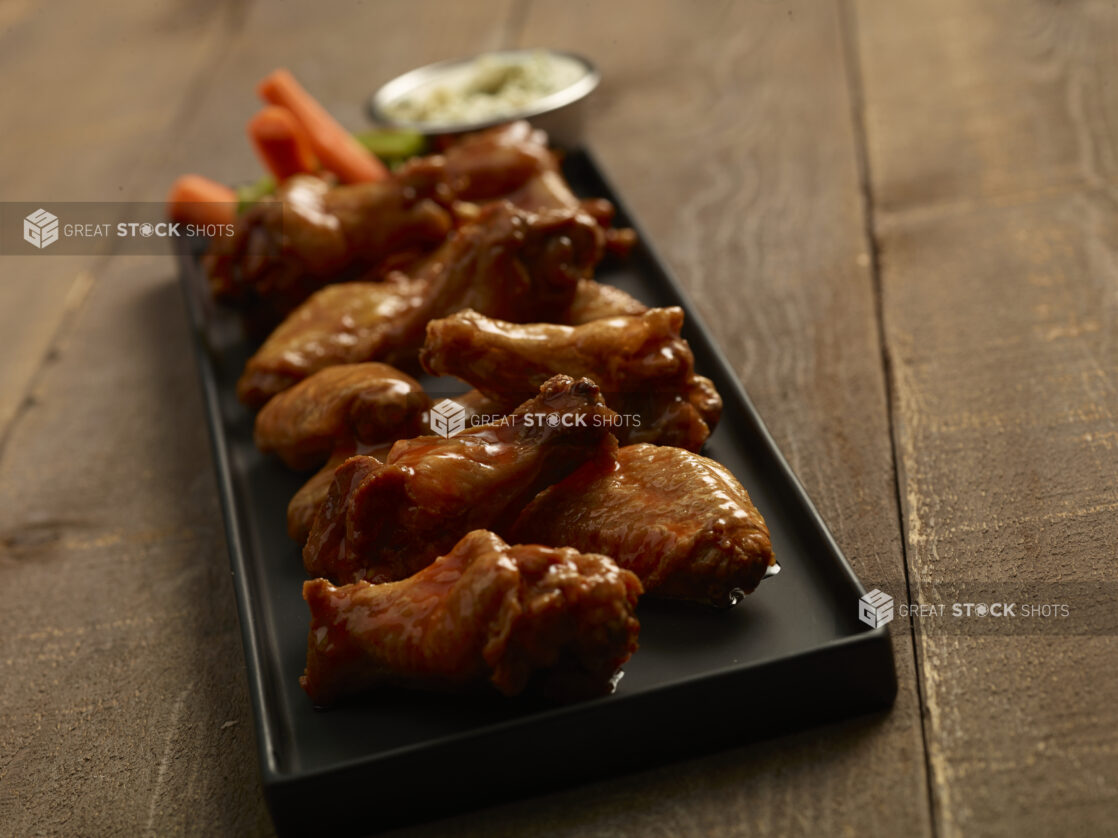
[0,8,257,828]
[874,195,1118,837]
[124,0,519,198]
[0,264,92,438]
[0,0,243,443]
[852,1,1118,835]
[852,0,1118,214]
[0,256,273,835]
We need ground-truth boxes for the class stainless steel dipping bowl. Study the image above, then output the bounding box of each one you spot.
[368,50,600,147]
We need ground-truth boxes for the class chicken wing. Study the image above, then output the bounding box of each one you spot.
[404,122,631,252]
[420,307,722,450]
[205,174,452,335]
[254,363,429,471]
[398,121,635,255]
[301,529,642,706]
[285,390,504,544]
[510,443,775,607]
[397,120,557,206]
[304,375,619,584]
[236,276,428,408]
[496,166,636,256]
[237,202,604,407]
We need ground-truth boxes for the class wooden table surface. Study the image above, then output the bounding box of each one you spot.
[1,1,1115,835]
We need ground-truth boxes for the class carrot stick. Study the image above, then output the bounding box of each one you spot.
[166,175,237,226]
[257,69,389,183]
[247,105,318,181]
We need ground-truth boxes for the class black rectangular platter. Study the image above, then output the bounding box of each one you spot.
[177,149,897,836]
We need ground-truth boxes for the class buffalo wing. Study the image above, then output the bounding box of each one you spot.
[396,120,556,206]
[420,307,722,450]
[255,362,429,471]
[206,174,452,335]
[285,389,504,544]
[511,443,775,607]
[303,375,619,584]
[301,529,642,706]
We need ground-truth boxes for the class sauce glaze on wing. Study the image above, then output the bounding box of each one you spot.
[511,443,774,607]
[301,529,642,706]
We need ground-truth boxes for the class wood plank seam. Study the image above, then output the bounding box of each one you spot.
[875,179,1118,232]
[836,1,941,835]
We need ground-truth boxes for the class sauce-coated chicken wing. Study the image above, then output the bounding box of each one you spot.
[397,120,556,206]
[510,443,775,607]
[285,390,504,545]
[304,375,620,584]
[254,363,429,471]
[206,174,452,335]
[301,529,642,706]
[236,276,428,408]
[420,307,722,450]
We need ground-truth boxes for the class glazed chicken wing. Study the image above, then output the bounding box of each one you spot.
[285,389,505,544]
[205,174,452,335]
[403,122,631,251]
[422,306,689,397]
[420,307,722,450]
[304,375,619,584]
[446,127,633,254]
[237,202,604,407]
[397,120,556,206]
[301,529,642,706]
[254,363,429,471]
[510,443,775,607]
[236,276,428,408]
